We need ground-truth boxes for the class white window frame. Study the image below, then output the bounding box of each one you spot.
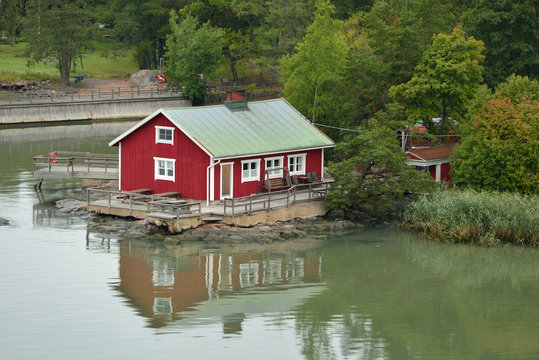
[155,126,175,145]
[220,162,234,200]
[154,157,176,182]
[288,153,306,175]
[241,159,260,183]
[264,156,284,179]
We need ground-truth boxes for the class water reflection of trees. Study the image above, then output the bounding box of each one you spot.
[294,229,539,360]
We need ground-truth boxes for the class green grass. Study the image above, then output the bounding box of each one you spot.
[0,41,138,82]
[403,189,539,246]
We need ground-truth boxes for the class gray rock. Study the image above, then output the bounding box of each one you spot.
[56,199,87,214]
[0,217,9,226]
[130,70,159,88]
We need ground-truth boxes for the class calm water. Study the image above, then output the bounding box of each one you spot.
[1,123,539,360]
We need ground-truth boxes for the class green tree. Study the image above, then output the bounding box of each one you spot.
[389,27,484,134]
[24,0,93,87]
[325,125,434,212]
[451,75,539,194]
[0,0,22,44]
[165,12,223,105]
[463,0,538,87]
[281,0,349,134]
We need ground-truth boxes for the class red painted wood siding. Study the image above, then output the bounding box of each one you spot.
[441,162,451,182]
[120,114,210,199]
[213,149,324,199]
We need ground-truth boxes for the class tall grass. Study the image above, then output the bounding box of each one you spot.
[404,189,539,246]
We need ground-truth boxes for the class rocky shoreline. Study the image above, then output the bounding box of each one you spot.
[55,198,375,244]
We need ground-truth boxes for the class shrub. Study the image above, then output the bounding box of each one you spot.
[404,189,539,246]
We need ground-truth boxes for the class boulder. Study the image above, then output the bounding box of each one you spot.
[129,70,159,88]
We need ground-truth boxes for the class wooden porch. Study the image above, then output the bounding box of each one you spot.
[86,181,332,232]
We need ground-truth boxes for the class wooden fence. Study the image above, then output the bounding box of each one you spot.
[223,181,332,218]
[1,85,182,105]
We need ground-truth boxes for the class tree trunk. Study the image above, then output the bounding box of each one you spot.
[230,59,238,83]
[59,53,71,87]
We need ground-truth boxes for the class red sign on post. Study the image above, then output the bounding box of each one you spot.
[157,74,166,83]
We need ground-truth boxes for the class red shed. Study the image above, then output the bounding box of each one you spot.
[406,144,456,182]
[109,95,334,203]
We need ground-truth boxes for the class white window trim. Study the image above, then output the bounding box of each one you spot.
[220,162,234,199]
[287,153,307,176]
[155,126,175,145]
[264,156,284,179]
[154,157,176,182]
[241,159,261,183]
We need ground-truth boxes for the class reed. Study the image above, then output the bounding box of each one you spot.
[403,189,539,246]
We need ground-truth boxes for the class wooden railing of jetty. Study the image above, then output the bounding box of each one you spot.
[33,151,119,174]
[223,181,332,219]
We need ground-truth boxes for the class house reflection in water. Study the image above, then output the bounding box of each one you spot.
[116,240,324,331]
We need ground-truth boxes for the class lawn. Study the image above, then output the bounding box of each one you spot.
[0,42,138,81]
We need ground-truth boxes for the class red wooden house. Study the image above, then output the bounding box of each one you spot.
[108,93,334,203]
[406,144,456,182]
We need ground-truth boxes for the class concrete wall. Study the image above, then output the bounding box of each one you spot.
[0,97,191,125]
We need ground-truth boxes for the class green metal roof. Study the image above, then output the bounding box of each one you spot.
[161,98,334,159]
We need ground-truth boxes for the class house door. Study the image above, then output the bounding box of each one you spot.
[221,163,233,199]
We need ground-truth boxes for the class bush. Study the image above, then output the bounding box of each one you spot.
[404,189,539,246]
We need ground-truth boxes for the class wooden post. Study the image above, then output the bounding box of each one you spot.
[118,87,121,98]
[267,192,271,211]
[231,198,235,219]
[91,90,94,100]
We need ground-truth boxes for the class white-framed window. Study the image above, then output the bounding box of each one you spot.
[154,157,175,182]
[155,126,174,145]
[288,153,306,175]
[241,159,260,182]
[264,156,284,179]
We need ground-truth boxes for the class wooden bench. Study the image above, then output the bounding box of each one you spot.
[264,178,289,192]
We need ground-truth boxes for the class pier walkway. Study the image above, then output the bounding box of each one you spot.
[33,151,118,189]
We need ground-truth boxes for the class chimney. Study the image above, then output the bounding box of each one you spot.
[224,90,248,112]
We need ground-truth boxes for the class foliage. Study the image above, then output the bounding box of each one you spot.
[404,189,539,245]
[451,90,539,194]
[281,0,349,139]
[325,125,435,212]
[389,27,485,134]
[0,0,21,44]
[462,0,538,87]
[24,0,93,87]
[165,13,223,105]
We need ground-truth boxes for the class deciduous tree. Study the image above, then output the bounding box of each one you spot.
[463,0,538,87]
[24,0,93,87]
[165,12,223,105]
[325,125,434,212]
[281,0,349,135]
[389,27,484,134]
[451,75,539,194]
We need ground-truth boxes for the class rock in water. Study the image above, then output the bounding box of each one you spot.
[0,217,9,226]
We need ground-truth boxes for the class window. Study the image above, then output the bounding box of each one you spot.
[155,126,174,145]
[154,157,175,181]
[288,154,306,175]
[264,156,284,178]
[241,159,260,182]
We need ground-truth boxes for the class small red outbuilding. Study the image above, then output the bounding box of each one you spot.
[406,144,456,182]
[109,95,334,203]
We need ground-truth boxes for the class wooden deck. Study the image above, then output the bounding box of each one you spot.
[86,182,332,232]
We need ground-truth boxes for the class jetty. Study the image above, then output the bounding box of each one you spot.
[33,151,118,189]
[86,182,332,233]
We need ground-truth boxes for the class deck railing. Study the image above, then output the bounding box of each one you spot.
[33,151,119,174]
[86,188,201,219]
[223,181,332,218]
